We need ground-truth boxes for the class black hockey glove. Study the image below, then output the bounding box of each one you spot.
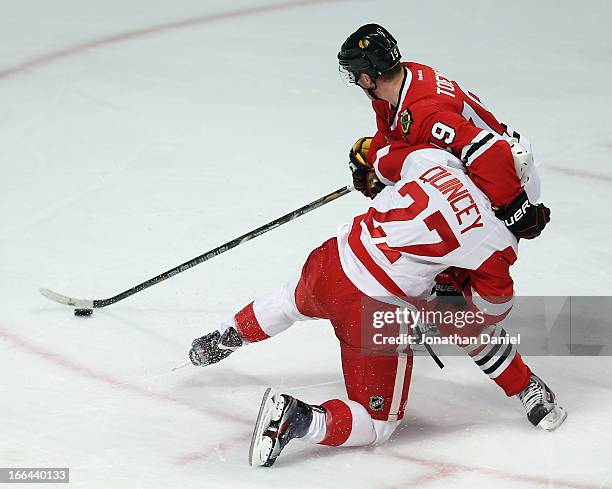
[189,325,243,366]
[434,270,463,298]
[350,137,385,199]
[495,190,551,240]
[433,269,468,307]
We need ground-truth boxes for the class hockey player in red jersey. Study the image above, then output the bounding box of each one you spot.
[188,144,566,467]
[337,24,550,240]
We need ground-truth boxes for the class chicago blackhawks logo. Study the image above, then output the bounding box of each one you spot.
[400,108,413,134]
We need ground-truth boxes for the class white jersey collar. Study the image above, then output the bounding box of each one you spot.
[390,66,412,131]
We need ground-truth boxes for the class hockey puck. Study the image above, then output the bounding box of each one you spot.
[74,308,93,317]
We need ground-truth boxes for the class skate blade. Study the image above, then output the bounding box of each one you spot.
[537,405,567,431]
[249,387,278,467]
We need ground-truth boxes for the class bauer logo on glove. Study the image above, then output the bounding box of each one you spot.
[495,190,551,240]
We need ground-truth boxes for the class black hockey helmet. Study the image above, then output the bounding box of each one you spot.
[338,24,401,84]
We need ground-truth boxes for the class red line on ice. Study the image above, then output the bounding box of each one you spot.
[0,0,339,81]
[173,433,252,465]
[0,326,250,426]
[546,165,612,183]
[385,450,609,489]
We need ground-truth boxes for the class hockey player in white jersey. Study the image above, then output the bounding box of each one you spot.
[188,143,566,467]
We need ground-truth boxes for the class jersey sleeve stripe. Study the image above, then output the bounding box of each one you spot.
[373,145,398,186]
[462,131,499,167]
[234,302,270,343]
[460,130,489,160]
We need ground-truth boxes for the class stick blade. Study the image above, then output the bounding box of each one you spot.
[39,288,94,309]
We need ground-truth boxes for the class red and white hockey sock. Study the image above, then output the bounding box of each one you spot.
[233,278,312,344]
[463,324,531,396]
[302,399,399,447]
[303,399,375,446]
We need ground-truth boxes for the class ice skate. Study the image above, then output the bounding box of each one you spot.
[517,373,567,431]
[249,388,316,467]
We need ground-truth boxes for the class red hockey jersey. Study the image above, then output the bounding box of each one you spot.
[368,62,523,208]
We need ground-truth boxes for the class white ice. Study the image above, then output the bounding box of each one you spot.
[1,1,611,488]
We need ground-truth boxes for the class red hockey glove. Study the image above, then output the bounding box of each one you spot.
[349,137,385,199]
[495,190,551,239]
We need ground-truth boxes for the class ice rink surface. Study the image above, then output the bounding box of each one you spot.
[1,0,611,487]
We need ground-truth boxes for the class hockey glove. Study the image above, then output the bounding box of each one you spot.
[495,190,551,240]
[433,268,468,308]
[350,137,385,199]
[434,269,463,298]
[189,323,244,366]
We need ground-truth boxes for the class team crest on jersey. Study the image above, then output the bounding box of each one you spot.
[369,395,385,411]
[400,108,413,134]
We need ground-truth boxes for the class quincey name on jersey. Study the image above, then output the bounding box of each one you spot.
[337,145,518,323]
[368,62,528,208]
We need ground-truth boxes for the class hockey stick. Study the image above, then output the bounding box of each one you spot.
[39,185,354,311]
[414,324,445,369]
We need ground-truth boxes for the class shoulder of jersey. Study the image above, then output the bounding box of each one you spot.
[402,61,434,73]
[403,62,435,85]
[403,68,456,129]
[403,63,439,103]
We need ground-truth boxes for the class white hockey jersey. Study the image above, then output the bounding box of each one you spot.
[337,145,518,302]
